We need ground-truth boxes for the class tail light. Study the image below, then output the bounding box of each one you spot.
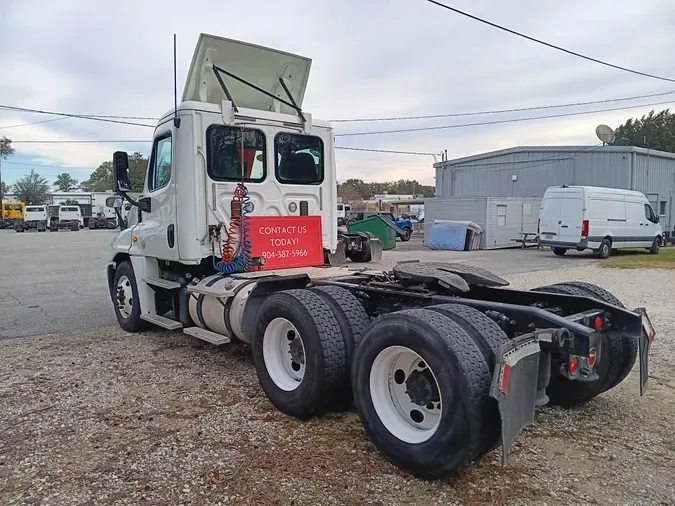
[537,218,540,235]
[568,356,580,375]
[587,348,597,367]
[581,220,589,238]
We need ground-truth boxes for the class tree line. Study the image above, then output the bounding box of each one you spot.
[1,136,148,204]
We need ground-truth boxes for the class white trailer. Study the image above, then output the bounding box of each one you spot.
[105,33,655,479]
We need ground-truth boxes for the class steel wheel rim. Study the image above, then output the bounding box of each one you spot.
[369,345,443,444]
[262,317,306,391]
[116,275,133,319]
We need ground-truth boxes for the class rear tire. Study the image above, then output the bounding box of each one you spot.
[252,290,348,419]
[425,303,508,453]
[347,236,372,263]
[530,282,635,407]
[595,238,611,259]
[351,308,491,478]
[552,247,566,256]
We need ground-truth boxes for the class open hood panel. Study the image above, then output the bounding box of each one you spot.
[182,34,312,115]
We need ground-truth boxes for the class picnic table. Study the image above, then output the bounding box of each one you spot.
[511,232,541,249]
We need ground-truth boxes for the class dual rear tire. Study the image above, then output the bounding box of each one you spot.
[530,282,637,407]
[253,290,509,478]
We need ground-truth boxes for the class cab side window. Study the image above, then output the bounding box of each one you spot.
[148,134,172,192]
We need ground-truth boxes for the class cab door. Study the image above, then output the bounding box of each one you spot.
[133,130,179,260]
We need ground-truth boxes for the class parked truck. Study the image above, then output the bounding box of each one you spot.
[106,34,655,478]
[88,204,118,229]
[49,205,83,231]
[1,201,25,229]
[14,205,48,232]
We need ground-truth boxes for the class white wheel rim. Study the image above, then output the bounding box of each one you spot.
[262,318,306,391]
[369,345,443,444]
[116,275,134,319]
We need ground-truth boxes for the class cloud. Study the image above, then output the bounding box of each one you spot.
[1,0,674,186]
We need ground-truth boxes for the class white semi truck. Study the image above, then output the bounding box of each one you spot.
[106,33,655,478]
[14,205,49,232]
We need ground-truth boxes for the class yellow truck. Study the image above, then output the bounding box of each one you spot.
[1,201,25,228]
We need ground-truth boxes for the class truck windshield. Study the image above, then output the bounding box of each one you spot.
[61,207,78,212]
[4,205,13,210]
[27,207,44,212]
[275,133,324,185]
[206,125,266,182]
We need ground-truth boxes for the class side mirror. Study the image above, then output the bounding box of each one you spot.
[106,196,123,209]
[655,214,660,223]
[113,151,131,192]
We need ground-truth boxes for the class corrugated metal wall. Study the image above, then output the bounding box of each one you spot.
[423,197,487,246]
[485,197,542,249]
[437,150,632,198]
[633,152,675,229]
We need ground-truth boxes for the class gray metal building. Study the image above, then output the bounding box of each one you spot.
[434,146,675,230]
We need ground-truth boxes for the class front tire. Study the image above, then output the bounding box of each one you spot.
[552,247,566,256]
[400,227,412,242]
[351,308,491,478]
[649,236,661,255]
[252,290,348,419]
[112,261,147,332]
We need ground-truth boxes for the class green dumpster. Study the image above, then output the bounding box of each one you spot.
[348,215,400,250]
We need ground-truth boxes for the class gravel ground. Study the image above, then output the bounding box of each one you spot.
[1,265,674,506]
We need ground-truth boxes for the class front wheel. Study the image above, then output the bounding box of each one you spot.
[649,236,661,255]
[400,228,412,242]
[112,261,147,332]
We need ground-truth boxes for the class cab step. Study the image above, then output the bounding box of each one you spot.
[140,313,183,330]
[183,327,231,345]
[142,277,182,290]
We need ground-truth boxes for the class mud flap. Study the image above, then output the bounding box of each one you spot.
[635,307,655,396]
[490,334,541,466]
[324,242,347,266]
[368,237,383,262]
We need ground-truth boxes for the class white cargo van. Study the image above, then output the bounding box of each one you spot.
[538,185,663,258]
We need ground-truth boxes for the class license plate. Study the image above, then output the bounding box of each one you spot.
[543,234,553,240]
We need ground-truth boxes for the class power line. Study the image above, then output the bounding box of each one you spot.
[329,90,675,123]
[1,160,89,169]
[0,117,68,130]
[10,140,150,144]
[15,97,673,143]
[0,105,155,128]
[335,146,436,156]
[336,99,675,137]
[424,0,675,83]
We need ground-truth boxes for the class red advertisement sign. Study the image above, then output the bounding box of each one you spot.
[248,216,324,270]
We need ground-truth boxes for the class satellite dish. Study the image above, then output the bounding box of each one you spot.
[596,124,615,144]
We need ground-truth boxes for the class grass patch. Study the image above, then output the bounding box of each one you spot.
[667,441,675,453]
[600,246,675,269]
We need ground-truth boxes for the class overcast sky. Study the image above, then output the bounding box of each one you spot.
[1,0,674,187]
